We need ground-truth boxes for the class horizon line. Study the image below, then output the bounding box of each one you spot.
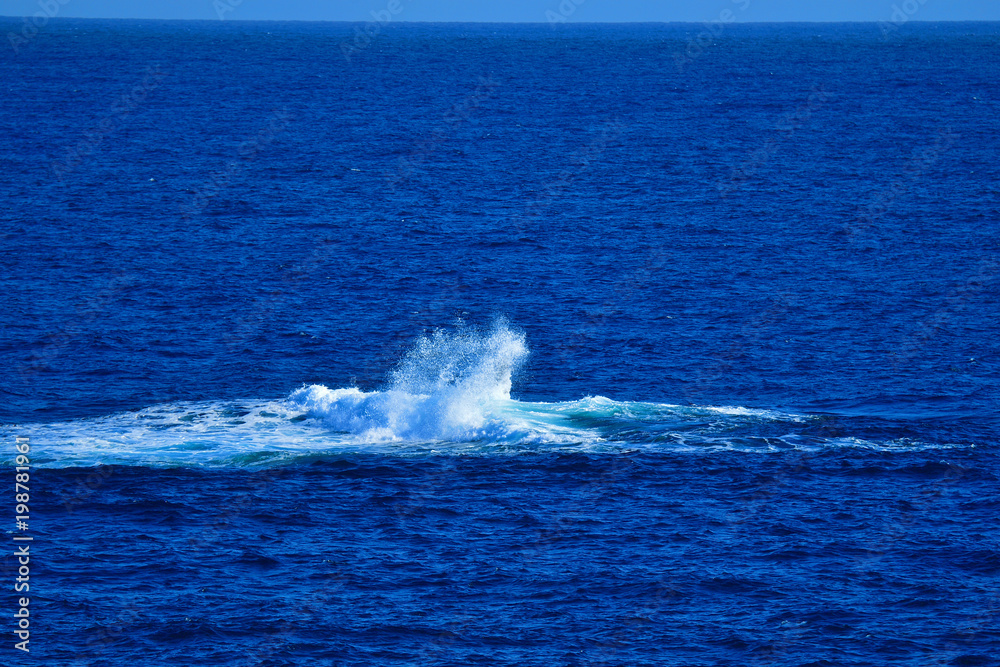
[1,16,999,24]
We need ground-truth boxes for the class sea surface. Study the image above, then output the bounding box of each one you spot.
[1,18,999,666]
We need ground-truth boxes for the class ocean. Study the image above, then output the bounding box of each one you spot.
[1,17,998,666]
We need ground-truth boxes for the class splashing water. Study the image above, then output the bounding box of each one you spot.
[389,323,527,399]
[1,321,970,468]
[289,322,530,442]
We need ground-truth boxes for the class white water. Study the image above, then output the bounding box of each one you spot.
[1,323,952,467]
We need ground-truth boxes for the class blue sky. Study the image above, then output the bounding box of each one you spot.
[2,0,999,22]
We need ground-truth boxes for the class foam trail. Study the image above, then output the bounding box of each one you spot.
[0,322,963,468]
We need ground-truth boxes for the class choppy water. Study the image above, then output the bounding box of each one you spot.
[4,323,983,470]
[1,18,998,666]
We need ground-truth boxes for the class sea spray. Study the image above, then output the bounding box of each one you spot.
[289,321,530,442]
[1,323,951,467]
[388,321,528,398]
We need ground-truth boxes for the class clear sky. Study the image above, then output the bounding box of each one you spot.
[2,0,999,22]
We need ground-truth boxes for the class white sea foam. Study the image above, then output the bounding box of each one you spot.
[0,323,955,467]
[288,322,532,442]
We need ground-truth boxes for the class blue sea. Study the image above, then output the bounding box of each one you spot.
[1,17,999,666]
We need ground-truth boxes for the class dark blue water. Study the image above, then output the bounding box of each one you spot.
[1,18,999,666]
